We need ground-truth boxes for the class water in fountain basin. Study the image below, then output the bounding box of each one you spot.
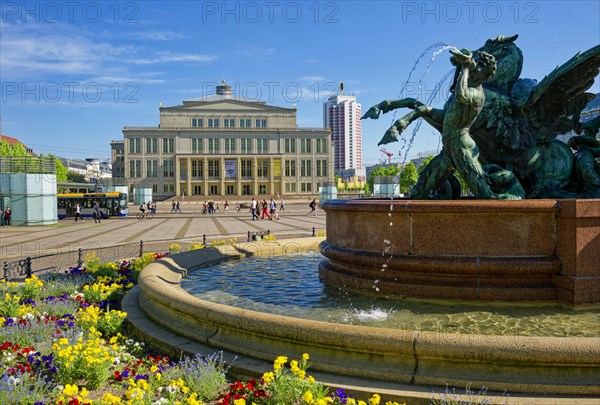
[180,253,600,337]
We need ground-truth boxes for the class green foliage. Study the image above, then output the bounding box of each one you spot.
[418,155,435,173]
[54,156,68,182]
[399,162,418,193]
[0,140,12,156]
[366,164,401,194]
[66,170,88,183]
[163,352,231,401]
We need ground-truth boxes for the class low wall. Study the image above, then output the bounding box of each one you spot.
[136,238,600,396]
[320,199,600,305]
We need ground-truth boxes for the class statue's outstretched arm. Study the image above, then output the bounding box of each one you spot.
[362,98,424,120]
[378,105,444,146]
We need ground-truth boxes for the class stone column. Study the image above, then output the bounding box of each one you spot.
[186,157,192,197]
[175,157,180,197]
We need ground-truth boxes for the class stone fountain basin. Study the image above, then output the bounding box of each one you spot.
[136,238,600,396]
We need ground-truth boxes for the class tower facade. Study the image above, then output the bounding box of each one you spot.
[323,94,362,174]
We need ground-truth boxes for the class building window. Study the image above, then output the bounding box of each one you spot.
[301,182,312,192]
[152,184,158,193]
[192,118,204,127]
[129,138,141,154]
[241,160,252,178]
[163,159,174,177]
[208,138,220,154]
[162,138,174,154]
[193,185,202,195]
[226,185,235,195]
[146,160,158,177]
[301,159,312,177]
[240,138,252,154]
[192,138,203,153]
[316,138,327,154]
[256,138,268,153]
[242,184,251,195]
[129,160,141,177]
[259,185,267,194]
[257,160,269,178]
[256,118,267,128]
[224,138,236,153]
[209,185,219,195]
[301,138,312,154]
[146,138,158,154]
[163,183,175,193]
[285,160,296,177]
[316,159,327,177]
[240,119,251,128]
[208,160,220,178]
[192,160,204,178]
[224,119,235,128]
[208,118,220,128]
[285,139,296,154]
[285,182,297,192]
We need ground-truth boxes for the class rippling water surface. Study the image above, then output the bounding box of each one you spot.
[180,253,600,337]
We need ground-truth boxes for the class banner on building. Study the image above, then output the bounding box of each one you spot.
[225,160,236,178]
[273,159,282,177]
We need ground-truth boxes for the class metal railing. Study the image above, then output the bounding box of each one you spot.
[0,156,56,174]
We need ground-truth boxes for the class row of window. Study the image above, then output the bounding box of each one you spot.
[191,118,267,128]
[128,158,328,178]
[148,183,315,196]
[129,137,328,155]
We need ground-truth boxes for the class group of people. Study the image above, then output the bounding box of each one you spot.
[73,201,103,223]
[2,207,11,227]
[169,201,181,213]
[140,201,157,215]
[250,198,281,220]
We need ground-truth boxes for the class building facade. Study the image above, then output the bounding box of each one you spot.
[323,94,362,174]
[117,83,332,200]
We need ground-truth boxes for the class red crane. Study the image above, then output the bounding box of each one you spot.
[379,148,393,164]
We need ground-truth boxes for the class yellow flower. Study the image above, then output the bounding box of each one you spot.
[233,399,246,405]
[369,394,380,405]
[102,392,123,403]
[302,391,314,403]
[262,371,274,383]
[302,353,310,361]
[63,384,79,397]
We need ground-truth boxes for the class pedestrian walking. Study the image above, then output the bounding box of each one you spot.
[176,201,181,213]
[270,199,279,220]
[280,198,285,211]
[261,199,271,220]
[250,198,258,220]
[74,203,83,222]
[171,201,176,212]
[3,207,11,227]
[224,201,229,212]
[93,201,102,223]
[307,199,318,217]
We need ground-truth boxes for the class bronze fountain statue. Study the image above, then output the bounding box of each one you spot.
[363,35,600,199]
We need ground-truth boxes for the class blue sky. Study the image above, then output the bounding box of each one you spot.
[1,0,599,164]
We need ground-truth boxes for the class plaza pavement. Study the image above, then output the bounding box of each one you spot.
[0,199,326,280]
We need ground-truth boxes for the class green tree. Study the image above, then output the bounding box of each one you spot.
[66,171,87,183]
[365,164,401,195]
[0,140,11,156]
[399,162,418,194]
[53,156,67,182]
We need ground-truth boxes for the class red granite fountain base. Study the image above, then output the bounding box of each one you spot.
[320,199,600,305]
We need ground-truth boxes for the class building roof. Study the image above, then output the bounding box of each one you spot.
[0,134,34,154]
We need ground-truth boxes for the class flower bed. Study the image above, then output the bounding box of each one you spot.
[0,251,405,405]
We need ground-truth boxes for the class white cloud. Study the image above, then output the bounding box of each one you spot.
[300,76,327,82]
[122,30,187,41]
[130,52,217,65]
